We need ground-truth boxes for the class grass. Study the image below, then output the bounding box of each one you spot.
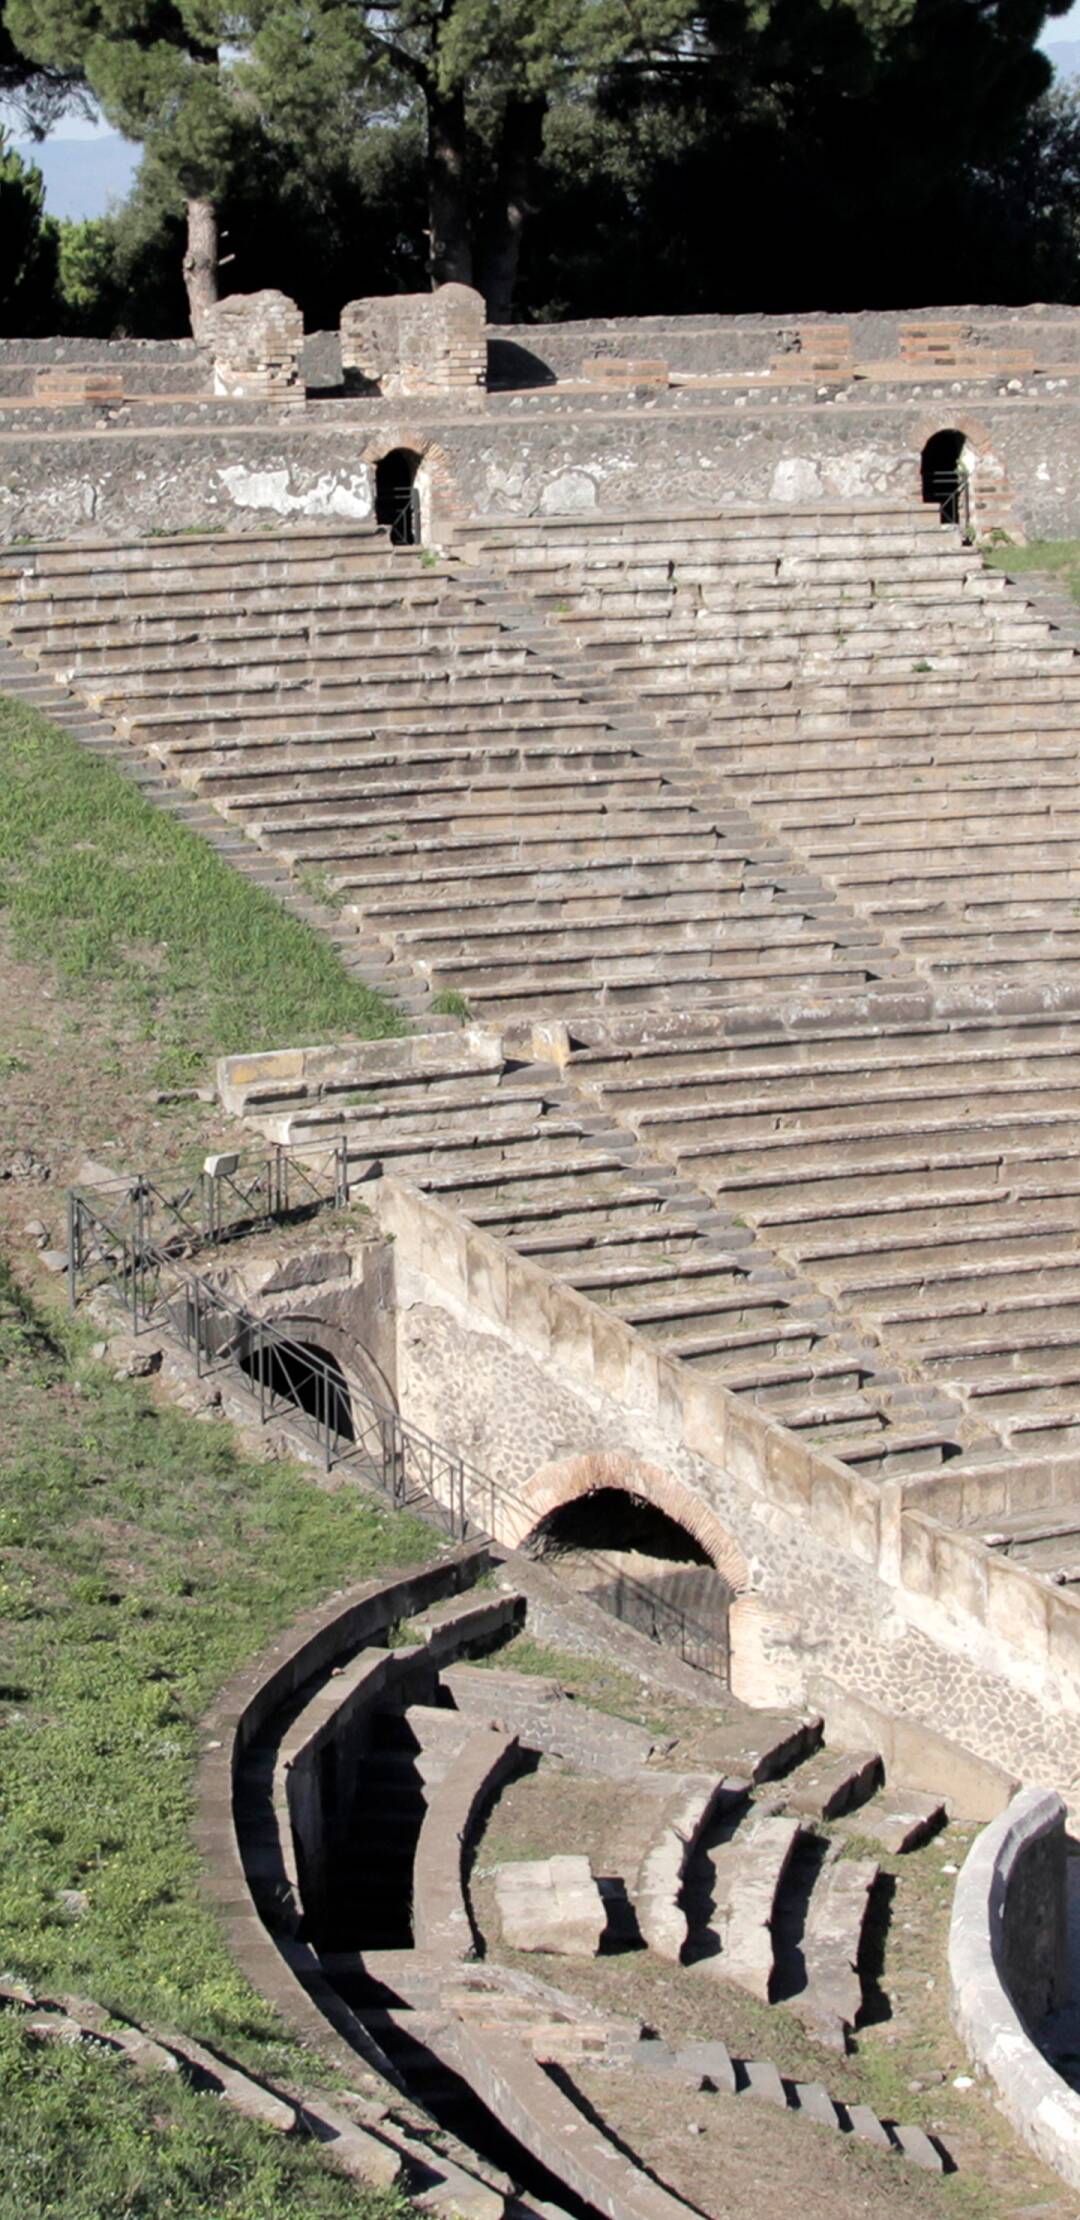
[0,2023,413,2220]
[0,694,403,1088]
[983,536,1080,602]
[0,1255,434,2216]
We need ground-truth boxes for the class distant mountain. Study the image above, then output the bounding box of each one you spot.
[13,134,140,222]
[1045,39,1080,79]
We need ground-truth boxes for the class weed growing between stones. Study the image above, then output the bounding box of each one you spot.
[0,694,403,1090]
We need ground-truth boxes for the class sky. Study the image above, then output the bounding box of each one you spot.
[7,1,1080,224]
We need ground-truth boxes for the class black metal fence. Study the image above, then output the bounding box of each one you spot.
[67,1160,728,1681]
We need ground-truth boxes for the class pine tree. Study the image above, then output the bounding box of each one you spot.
[5,0,242,333]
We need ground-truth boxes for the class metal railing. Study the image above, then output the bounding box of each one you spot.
[931,468,973,541]
[67,1166,728,1681]
[67,1144,348,1297]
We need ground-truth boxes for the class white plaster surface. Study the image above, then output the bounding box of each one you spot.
[216,464,373,519]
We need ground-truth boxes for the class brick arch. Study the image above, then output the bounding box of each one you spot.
[240,1307,396,1417]
[910,409,1016,537]
[360,428,460,538]
[498,1450,751,1596]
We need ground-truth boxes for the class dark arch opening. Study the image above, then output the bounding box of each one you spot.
[375,448,422,545]
[237,1332,355,1442]
[526,1486,730,1678]
[921,429,968,526]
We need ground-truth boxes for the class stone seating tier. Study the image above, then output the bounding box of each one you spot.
[11,503,1080,1504]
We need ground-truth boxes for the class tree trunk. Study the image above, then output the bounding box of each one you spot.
[427,87,472,287]
[183,196,219,340]
[477,94,547,323]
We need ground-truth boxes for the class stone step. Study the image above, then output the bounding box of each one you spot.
[781,1750,884,1822]
[835,1789,946,1855]
[696,1814,805,1998]
[793,1854,880,2048]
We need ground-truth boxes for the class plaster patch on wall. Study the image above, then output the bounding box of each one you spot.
[539,468,599,513]
[770,449,905,502]
[216,464,373,519]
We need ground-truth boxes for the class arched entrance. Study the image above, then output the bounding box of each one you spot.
[375,448,422,545]
[236,1326,355,1443]
[921,428,970,532]
[506,1452,755,1687]
[527,1483,732,1678]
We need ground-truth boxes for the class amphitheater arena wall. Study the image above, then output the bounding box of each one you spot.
[1,386,1079,537]
[949,1789,1080,2187]
[375,1176,1080,1791]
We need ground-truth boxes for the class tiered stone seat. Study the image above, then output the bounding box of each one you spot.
[1,521,904,1022]
[455,504,1080,995]
[223,1031,979,1481]
[567,1012,1080,1465]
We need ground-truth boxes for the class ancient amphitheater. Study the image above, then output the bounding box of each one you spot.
[10,289,1080,2216]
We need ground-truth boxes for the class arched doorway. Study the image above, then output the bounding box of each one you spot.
[237,1327,355,1444]
[526,1480,732,1681]
[921,429,970,532]
[375,448,422,545]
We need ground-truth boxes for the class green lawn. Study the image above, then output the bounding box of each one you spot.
[0,1257,432,2216]
[983,537,1080,603]
[0,693,402,1087]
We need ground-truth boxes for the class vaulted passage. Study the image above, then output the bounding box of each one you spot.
[526,1486,731,1679]
[237,1332,355,1442]
[374,448,422,544]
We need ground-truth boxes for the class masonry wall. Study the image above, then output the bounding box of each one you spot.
[376,1177,1080,1793]
[1,382,1079,538]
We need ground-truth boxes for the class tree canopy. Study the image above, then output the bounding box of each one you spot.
[0,0,1077,335]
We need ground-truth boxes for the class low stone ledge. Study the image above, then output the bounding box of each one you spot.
[949,1786,1080,2188]
[635,1773,747,1961]
[412,1727,520,1959]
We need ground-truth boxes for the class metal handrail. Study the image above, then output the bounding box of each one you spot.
[931,467,973,541]
[67,1179,728,1679]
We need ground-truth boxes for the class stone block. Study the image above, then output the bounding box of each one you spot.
[892,2122,946,2172]
[675,2039,736,2093]
[742,2058,787,2107]
[794,2081,840,2128]
[493,1854,607,1957]
[846,2102,892,2149]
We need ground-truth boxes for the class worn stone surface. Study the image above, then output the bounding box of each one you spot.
[493,1854,607,1958]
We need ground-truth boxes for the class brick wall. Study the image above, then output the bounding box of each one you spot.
[207,290,304,403]
[340,283,486,404]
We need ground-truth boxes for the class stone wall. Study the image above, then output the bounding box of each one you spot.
[375,1177,1080,1792]
[4,298,1080,537]
[488,305,1080,383]
[3,386,1077,536]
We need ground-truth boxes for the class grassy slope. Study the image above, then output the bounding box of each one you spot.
[0,693,402,1088]
[0,696,427,2212]
[0,1261,433,2215]
[983,538,1080,601]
